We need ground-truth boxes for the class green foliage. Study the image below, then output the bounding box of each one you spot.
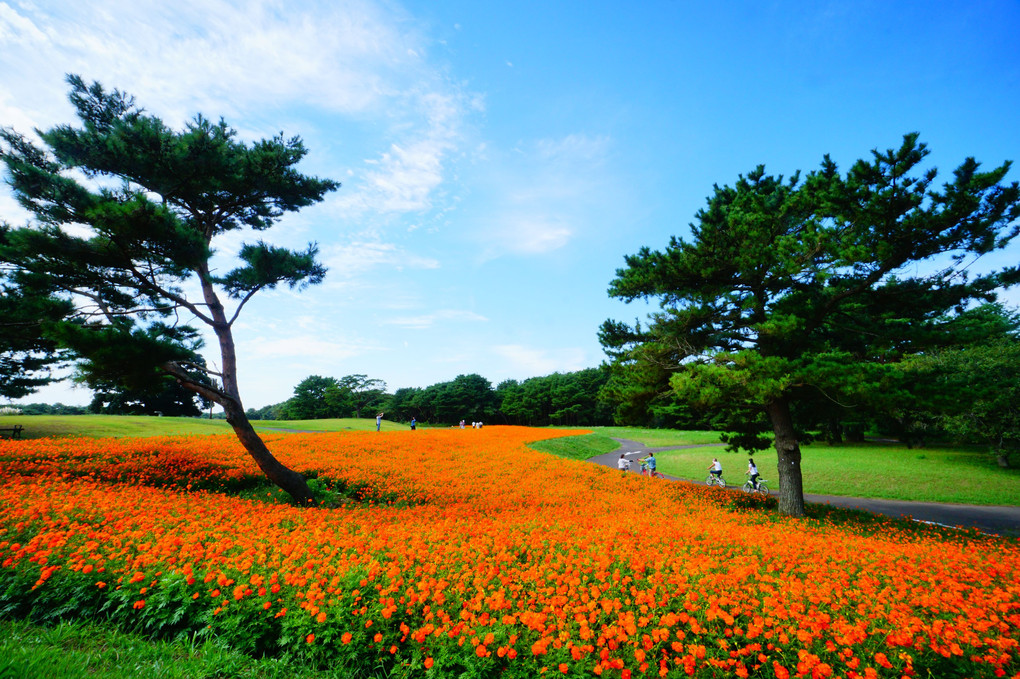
[0,618,355,679]
[903,338,1020,465]
[278,375,388,421]
[87,376,207,417]
[497,368,613,427]
[282,375,339,420]
[434,373,497,424]
[0,261,74,399]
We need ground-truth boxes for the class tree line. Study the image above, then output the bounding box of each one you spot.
[244,368,615,428]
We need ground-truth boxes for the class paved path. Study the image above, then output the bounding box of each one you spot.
[590,439,1020,536]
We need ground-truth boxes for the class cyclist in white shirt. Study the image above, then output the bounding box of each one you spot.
[747,458,759,489]
[708,457,723,480]
[617,454,630,473]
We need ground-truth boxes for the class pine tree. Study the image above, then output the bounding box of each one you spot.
[0,76,340,503]
[604,134,1020,516]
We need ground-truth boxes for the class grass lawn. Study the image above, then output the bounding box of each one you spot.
[653,441,1020,507]
[558,427,1020,507]
[0,414,403,438]
[0,618,347,679]
[0,414,235,438]
[527,427,722,462]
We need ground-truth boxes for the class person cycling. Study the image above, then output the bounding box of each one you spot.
[639,452,657,476]
[747,457,759,489]
[708,457,723,480]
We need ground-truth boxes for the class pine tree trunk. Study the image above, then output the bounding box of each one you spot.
[765,398,806,517]
[221,397,316,504]
[179,271,316,505]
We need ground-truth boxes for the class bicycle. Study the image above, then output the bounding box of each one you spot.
[742,474,769,496]
[640,462,666,479]
[705,473,726,488]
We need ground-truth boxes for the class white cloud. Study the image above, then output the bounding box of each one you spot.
[320,241,440,280]
[241,335,368,361]
[0,3,47,44]
[383,309,488,330]
[487,215,573,255]
[472,133,614,259]
[0,0,422,122]
[491,344,588,377]
[0,192,28,225]
[333,88,470,216]
[1,0,476,227]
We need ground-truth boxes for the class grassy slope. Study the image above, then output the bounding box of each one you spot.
[0,414,401,438]
[532,426,1020,507]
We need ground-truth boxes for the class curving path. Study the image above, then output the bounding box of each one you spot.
[589,439,1020,537]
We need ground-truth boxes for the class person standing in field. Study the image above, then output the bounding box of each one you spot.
[376,413,384,431]
[410,417,416,430]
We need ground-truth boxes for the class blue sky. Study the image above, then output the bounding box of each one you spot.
[2,0,1019,409]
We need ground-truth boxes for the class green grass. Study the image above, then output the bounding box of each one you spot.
[654,441,1020,506]
[0,414,235,438]
[554,427,1019,507]
[585,427,724,447]
[530,427,723,461]
[528,426,1020,506]
[527,432,621,460]
[0,414,404,439]
[0,618,375,679]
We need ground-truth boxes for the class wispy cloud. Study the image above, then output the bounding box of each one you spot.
[241,335,370,362]
[0,0,476,226]
[472,133,614,259]
[383,309,488,330]
[1,0,424,121]
[320,241,440,280]
[491,344,588,377]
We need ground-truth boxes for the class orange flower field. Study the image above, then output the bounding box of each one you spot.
[1,427,1018,678]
